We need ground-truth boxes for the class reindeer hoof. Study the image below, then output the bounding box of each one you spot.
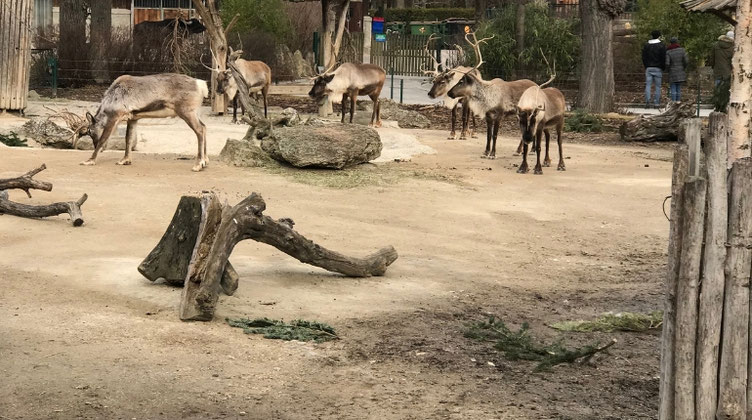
[517,166,529,174]
[80,160,96,166]
[191,165,203,172]
[534,167,543,175]
[558,165,566,171]
[543,160,551,167]
[487,155,496,160]
[116,159,132,166]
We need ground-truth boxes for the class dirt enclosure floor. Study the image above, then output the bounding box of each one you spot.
[1,121,672,419]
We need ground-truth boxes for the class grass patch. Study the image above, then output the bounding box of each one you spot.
[227,317,338,342]
[565,109,605,133]
[550,311,663,333]
[465,316,615,372]
[0,132,28,147]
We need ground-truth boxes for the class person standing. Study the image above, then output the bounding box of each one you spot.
[642,30,667,108]
[708,30,734,86]
[665,37,689,102]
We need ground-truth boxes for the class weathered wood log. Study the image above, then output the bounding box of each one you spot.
[696,112,728,420]
[673,177,706,420]
[180,192,398,321]
[718,158,752,419]
[0,190,87,226]
[620,101,697,142]
[659,144,689,420]
[137,195,239,295]
[0,164,53,196]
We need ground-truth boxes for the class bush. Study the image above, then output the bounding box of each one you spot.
[221,0,292,41]
[383,8,474,23]
[472,1,580,80]
[633,0,728,67]
[0,132,28,147]
[565,109,604,133]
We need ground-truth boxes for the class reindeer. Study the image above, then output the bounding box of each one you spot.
[516,74,566,175]
[204,49,272,122]
[447,33,536,159]
[308,57,386,126]
[422,34,478,140]
[81,73,210,172]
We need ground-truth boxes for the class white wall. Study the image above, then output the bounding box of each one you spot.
[51,7,132,31]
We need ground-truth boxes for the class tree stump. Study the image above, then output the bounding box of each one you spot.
[137,195,239,295]
[620,101,697,142]
[140,191,398,321]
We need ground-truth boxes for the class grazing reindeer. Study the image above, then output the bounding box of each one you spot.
[516,76,566,175]
[308,57,386,127]
[205,49,272,122]
[81,73,209,172]
[423,34,478,140]
[447,32,536,159]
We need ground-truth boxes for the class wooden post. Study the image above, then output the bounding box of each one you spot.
[717,158,752,419]
[726,0,752,166]
[696,112,729,420]
[659,144,690,420]
[0,0,34,112]
[683,119,702,177]
[673,177,707,420]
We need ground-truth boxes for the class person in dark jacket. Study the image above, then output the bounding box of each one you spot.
[665,37,689,102]
[642,30,666,107]
[708,31,734,86]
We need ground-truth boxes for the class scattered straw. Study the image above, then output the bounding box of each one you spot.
[550,311,663,333]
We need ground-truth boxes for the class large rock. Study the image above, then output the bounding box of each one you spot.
[20,118,73,149]
[218,138,275,167]
[357,99,431,129]
[261,124,382,169]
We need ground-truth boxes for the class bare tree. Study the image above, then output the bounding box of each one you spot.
[59,0,88,86]
[576,0,626,113]
[727,0,752,165]
[89,0,111,83]
[515,0,527,78]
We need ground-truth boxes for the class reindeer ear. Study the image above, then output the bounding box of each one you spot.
[324,74,335,83]
[86,112,95,125]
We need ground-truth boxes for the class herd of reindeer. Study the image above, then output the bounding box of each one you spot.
[79,32,566,175]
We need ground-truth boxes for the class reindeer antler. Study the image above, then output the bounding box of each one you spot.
[538,48,556,88]
[199,47,222,72]
[311,39,340,79]
[420,33,442,76]
[465,31,494,71]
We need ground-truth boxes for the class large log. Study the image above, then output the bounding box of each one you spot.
[673,177,706,420]
[138,195,238,295]
[180,192,398,321]
[0,164,53,196]
[620,101,696,142]
[696,112,728,420]
[0,190,87,226]
[718,158,752,419]
[659,144,689,420]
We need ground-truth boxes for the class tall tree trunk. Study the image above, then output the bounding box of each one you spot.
[577,0,622,112]
[89,0,111,84]
[727,0,752,166]
[515,0,526,78]
[191,0,227,113]
[59,0,88,87]
[474,0,487,21]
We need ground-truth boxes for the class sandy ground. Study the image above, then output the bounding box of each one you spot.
[0,114,671,419]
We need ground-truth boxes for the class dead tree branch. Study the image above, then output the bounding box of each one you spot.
[0,191,88,226]
[0,164,53,197]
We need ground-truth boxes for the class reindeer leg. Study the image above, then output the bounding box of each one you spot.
[179,111,207,172]
[350,92,356,124]
[263,86,269,118]
[488,119,500,160]
[543,129,552,167]
[557,122,566,171]
[482,115,492,158]
[533,130,544,175]
[517,142,529,173]
[81,118,119,166]
[341,93,348,124]
[374,97,382,128]
[460,102,470,140]
[470,112,478,139]
[117,120,137,166]
[449,105,458,139]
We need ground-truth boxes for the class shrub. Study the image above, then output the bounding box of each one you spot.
[383,8,474,23]
[472,1,580,80]
[0,132,28,147]
[221,0,292,42]
[565,109,605,133]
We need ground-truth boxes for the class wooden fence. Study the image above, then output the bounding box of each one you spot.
[0,0,34,111]
[371,33,435,76]
[660,112,752,419]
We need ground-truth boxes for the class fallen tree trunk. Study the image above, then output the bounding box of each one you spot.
[178,192,398,321]
[138,195,239,295]
[620,101,696,142]
[0,164,53,196]
[0,190,88,226]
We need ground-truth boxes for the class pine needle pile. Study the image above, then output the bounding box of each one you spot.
[550,311,663,333]
[0,132,28,147]
[227,317,338,342]
[465,317,616,372]
[565,109,605,133]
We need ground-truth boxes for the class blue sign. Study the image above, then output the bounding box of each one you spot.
[374,34,386,42]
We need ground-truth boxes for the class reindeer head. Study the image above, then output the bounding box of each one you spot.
[215,69,232,95]
[447,72,479,99]
[308,73,335,101]
[517,103,545,144]
[85,111,105,148]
